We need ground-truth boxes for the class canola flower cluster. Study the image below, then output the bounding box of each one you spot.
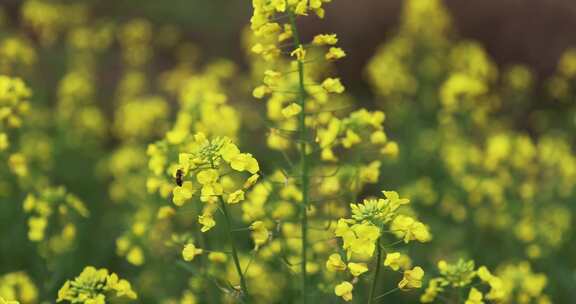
[151,132,260,232]
[0,0,575,303]
[23,186,89,258]
[420,259,550,304]
[0,76,31,176]
[57,266,137,303]
[0,272,37,304]
[327,191,430,302]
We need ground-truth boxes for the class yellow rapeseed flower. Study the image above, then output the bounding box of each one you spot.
[208,252,228,263]
[465,287,484,304]
[196,169,219,185]
[198,213,216,232]
[0,133,8,150]
[172,181,195,206]
[347,263,368,277]
[281,102,302,118]
[182,243,203,262]
[227,189,245,204]
[230,153,259,174]
[384,252,402,271]
[290,45,306,61]
[326,253,347,272]
[334,281,353,301]
[391,215,431,243]
[398,266,424,290]
[326,47,346,61]
[321,78,345,94]
[312,34,338,46]
[250,221,270,250]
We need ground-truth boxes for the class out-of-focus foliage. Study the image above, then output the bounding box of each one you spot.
[0,0,574,303]
[367,0,576,302]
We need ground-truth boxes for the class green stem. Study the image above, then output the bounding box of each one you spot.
[288,10,310,304]
[368,238,383,304]
[374,287,399,301]
[219,196,249,300]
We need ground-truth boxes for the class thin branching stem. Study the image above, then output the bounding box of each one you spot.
[374,287,399,300]
[218,196,250,301]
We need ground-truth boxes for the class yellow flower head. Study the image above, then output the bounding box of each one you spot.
[383,190,410,209]
[172,181,195,206]
[326,253,347,272]
[465,287,484,304]
[57,266,137,303]
[126,247,144,266]
[290,45,306,61]
[219,141,240,162]
[182,243,203,261]
[243,174,260,189]
[281,102,302,118]
[326,47,346,61]
[437,259,476,287]
[391,215,431,243]
[250,221,270,250]
[335,221,380,259]
[227,189,245,204]
[196,169,219,185]
[8,153,28,177]
[198,212,216,232]
[313,33,338,46]
[398,266,424,290]
[0,133,8,151]
[208,252,228,263]
[384,252,402,271]
[348,263,368,277]
[230,153,260,174]
[157,206,175,219]
[334,281,354,302]
[252,85,271,99]
[321,78,345,94]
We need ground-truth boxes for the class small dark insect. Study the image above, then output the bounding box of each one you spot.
[175,169,184,186]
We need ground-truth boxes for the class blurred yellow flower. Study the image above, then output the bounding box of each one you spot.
[334,281,353,301]
[465,287,484,304]
[182,243,203,262]
[227,190,245,204]
[281,102,302,118]
[326,47,346,61]
[313,34,338,46]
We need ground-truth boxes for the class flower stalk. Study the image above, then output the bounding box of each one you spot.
[219,196,249,300]
[367,238,383,304]
[288,10,310,304]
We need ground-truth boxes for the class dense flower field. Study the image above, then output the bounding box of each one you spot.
[1,0,575,303]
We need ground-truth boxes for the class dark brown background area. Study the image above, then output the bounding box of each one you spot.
[301,0,576,88]
[4,0,576,85]
[119,0,576,89]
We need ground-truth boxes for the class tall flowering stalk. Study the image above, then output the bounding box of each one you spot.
[287,10,311,302]
[144,58,270,301]
[249,0,407,302]
[150,133,261,301]
[250,1,347,301]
